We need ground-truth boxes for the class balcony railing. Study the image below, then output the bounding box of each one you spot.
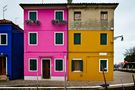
[70,20,114,30]
[52,20,67,25]
[25,20,41,26]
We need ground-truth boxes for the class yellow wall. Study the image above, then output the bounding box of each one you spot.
[68,4,117,81]
[68,30,114,52]
[68,53,113,81]
[68,30,114,81]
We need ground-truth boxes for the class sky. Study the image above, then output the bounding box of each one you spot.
[0,0,135,64]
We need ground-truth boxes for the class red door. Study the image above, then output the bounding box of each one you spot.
[0,57,6,75]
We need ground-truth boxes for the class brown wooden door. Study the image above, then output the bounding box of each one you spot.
[0,57,6,75]
[42,60,50,79]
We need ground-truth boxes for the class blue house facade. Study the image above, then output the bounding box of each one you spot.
[0,19,23,80]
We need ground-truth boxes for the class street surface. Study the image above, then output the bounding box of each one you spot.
[0,71,134,87]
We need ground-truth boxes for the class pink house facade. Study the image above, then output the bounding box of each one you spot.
[20,4,68,80]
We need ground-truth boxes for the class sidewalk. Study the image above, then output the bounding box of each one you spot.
[0,71,134,87]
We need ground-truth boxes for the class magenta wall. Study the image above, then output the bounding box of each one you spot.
[24,53,68,76]
[24,9,68,52]
[24,8,68,80]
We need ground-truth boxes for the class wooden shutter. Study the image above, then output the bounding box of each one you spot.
[72,60,75,71]
[30,12,37,21]
[56,12,63,21]
[30,59,37,70]
[100,33,107,45]
[56,60,63,71]
[56,33,63,44]
[74,33,81,44]
[30,33,37,44]
[80,60,83,71]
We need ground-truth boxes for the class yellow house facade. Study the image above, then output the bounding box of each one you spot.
[68,3,118,81]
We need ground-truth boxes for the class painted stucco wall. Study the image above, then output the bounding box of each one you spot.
[68,53,113,81]
[68,7,115,30]
[24,8,68,80]
[24,9,68,52]
[24,53,68,79]
[0,24,24,80]
[68,5,116,81]
[68,30,113,52]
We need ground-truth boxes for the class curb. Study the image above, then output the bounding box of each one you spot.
[0,83,134,89]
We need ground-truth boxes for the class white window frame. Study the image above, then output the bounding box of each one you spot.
[72,58,83,72]
[28,58,38,72]
[54,58,64,72]
[0,33,8,46]
[54,10,64,20]
[54,32,64,46]
[28,32,38,46]
[28,10,38,21]
[99,59,108,73]
[100,33,108,45]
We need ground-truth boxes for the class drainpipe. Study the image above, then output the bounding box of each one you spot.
[64,55,67,90]
[36,70,38,90]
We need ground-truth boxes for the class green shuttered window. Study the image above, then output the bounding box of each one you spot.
[72,60,83,72]
[56,11,63,21]
[74,33,81,44]
[29,12,37,21]
[55,33,63,45]
[100,60,107,72]
[56,59,63,71]
[0,34,7,45]
[30,59,37,71]
[100,33,107,45]
[29,33,37,45]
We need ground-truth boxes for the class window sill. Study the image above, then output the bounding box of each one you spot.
[99,71,108,73]
[28,44,38,46]
[29,70,38,72]
[54,44,64,46]
[55,70,64,72]
[0,44,8,46]
[72,71,82,72]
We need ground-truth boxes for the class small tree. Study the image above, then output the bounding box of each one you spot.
[67,0,72,3]
[124,47,135,62]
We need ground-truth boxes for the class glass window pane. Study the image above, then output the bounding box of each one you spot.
[101,12,108,20]
[100,33,107,45]
[74,12,81,21]
[56,12,63,21]
[55,33,63,44]
[29,12,37,21]
[74,33,81,44]
[1,35,6,44]
[30,33,37,44]
[100,60,107,71]
[56,60,63,71]
[72,60,83,71]
[30,59,37,70]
